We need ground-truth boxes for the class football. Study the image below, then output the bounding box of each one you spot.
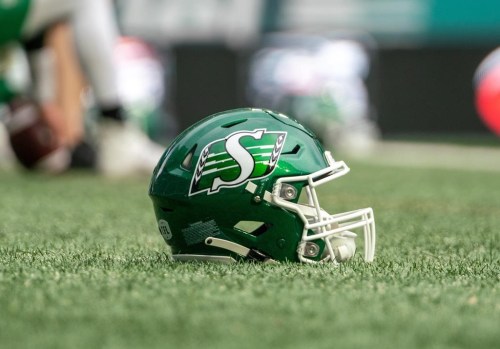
[4,98,70,173]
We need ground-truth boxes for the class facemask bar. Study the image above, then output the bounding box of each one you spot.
[272,151,376,263]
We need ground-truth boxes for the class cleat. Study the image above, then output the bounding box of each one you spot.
[97,119,164,177]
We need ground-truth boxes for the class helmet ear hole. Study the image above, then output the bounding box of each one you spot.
[221,118,247,128]
[234,221,271,236]
[181,145,197,170]
[282,144,301,155]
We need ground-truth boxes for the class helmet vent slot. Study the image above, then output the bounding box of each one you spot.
[234,221,270,236]
[181,145,197,170]
[221,119,247,128]
[283,144,301,155]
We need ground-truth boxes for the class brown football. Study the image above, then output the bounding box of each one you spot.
[5,98,69,172]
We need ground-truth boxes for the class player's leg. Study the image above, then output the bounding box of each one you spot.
[69,0,164,176]
[17,0,164,176]
[22,0,75,38]
[46,22,86,148]
[70,0,121,111]
[7,0,79,172]
[20,0,118,112]
[46,22,96,169]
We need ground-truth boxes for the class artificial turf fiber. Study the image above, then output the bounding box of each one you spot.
[0,162,499,349]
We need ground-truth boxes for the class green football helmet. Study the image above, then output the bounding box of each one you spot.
[149,108,375,264]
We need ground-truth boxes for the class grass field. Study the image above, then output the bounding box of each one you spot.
[0,143,499,349]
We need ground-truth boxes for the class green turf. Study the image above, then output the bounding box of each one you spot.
[0,162,499,349]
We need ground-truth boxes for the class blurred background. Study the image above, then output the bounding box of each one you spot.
[2,0,500,171]
[116,0,500,141]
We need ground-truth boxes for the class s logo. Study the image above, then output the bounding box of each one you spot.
[189,129,286,196]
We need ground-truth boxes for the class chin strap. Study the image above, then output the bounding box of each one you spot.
[329,231,357,262]
[205,237,275,263]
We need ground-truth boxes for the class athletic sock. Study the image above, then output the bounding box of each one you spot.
[70,140,97,169]
[99,106,125,122]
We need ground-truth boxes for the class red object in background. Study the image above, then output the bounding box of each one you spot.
[475,64,500,135]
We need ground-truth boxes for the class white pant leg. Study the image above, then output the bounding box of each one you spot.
[71,0,121,107]
[22,0,121,107]
[22,0,76,38]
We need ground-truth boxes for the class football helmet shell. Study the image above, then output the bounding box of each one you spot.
[149,108,375,263]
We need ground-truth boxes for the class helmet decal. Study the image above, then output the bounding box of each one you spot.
[189,129,287,196]
[158,219,172,240]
